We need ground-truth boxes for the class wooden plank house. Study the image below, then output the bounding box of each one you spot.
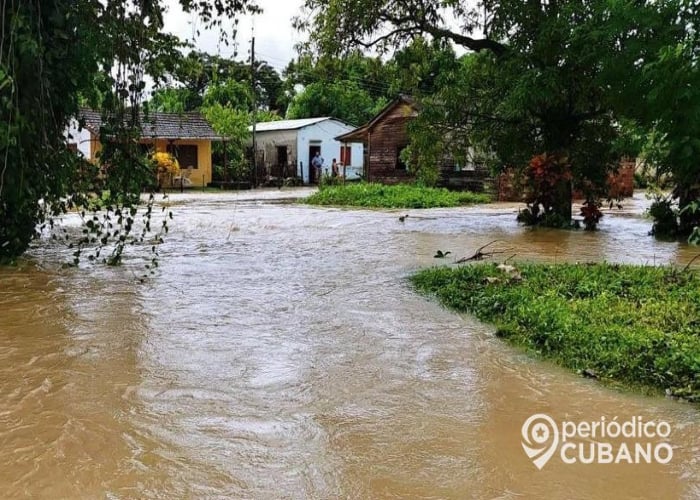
[335,95,418,184]
[336,95,492,191]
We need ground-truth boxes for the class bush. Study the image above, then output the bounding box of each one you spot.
[306,182,491,208]
[648,195,679,239]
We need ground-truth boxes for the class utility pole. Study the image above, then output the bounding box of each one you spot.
[251,34,257,188]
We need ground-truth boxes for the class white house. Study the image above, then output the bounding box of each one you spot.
[250,117,364,184]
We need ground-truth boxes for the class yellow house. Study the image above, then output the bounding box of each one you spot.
[76,109,223,187]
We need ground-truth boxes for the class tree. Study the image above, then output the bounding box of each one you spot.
[202,78,252,110]
[165,51,289,114]
[632,1,700,241]
[294,0,505,57]
[286,80,386,126]
[0,0,259,264]
[202,104,251,181]
[385,37,459,98]
[298,0,689,227]
[285,51,393,102]
[149,87,202,112]
[200,77,285,183]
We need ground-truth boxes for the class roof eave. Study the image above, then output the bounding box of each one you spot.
[335,126,368,142]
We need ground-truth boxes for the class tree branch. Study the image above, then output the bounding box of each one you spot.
[375,13,508,56]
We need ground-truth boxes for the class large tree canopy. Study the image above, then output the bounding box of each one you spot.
[295,0,505,56]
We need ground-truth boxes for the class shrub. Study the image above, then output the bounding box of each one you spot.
[648,195,679,239]
[306,182,490,208]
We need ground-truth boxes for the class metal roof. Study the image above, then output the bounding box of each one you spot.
[79,108,224,140]
[251,117,333,133]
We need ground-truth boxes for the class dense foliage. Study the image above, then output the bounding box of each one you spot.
[0,0,258,263]
[305,183,490,208]
[297,0,698,236]
[286,80,384,126]
[412,263,700,402]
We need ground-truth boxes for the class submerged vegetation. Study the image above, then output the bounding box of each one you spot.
[305,183,490,209]
[411,263,700,402]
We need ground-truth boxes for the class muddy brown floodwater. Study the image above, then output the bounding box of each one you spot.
[0,190,698,499]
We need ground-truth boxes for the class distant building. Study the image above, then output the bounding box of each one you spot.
[250,117,363,184]
[67,109,225,187]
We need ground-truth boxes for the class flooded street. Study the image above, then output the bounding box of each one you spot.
[0,190,698,499]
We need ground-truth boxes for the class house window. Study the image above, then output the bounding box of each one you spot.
[167,144,199,169]
[340,145,352,165]
[396,145,408,171]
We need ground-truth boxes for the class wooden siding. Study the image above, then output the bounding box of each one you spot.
[367,103,416,184]
[366,101,493,192]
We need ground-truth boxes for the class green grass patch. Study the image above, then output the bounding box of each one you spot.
[305,183,491,209]
[411,263,700,402]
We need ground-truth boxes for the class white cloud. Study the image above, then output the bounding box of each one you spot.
[163,0,304,70]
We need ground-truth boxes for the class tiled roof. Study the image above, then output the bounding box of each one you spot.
[78,108,223,140]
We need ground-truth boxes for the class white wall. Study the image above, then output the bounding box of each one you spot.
[297,119,363,183]
[65,119,92,158]
[255,129,298,172]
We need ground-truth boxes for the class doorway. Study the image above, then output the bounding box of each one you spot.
[308,145,321,184]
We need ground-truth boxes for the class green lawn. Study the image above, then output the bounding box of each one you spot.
[412,262,700,402]
[305,183,491,209]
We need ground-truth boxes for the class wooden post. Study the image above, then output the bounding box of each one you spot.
[223,139,229,187]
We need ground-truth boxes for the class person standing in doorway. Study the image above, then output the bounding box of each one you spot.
[311,151,324,184]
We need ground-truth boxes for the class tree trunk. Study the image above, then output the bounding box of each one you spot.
[551,179,573,223]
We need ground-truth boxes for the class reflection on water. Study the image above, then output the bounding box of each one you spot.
[0,190,697,498]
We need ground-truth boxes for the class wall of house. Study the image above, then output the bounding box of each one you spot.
[367,103,416,184]
[255,130,299,178]
[146,139,212,187]
[297,120,363,184]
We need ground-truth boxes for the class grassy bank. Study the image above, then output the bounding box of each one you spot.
[305,183,490,209]
[411,263,700,402]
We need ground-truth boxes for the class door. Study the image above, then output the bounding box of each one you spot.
[309,145,321,184]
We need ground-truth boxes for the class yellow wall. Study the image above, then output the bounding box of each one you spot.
[89,135,213,188]
[152,139,212,187]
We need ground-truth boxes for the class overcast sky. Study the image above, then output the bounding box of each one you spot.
[163,0,305,73]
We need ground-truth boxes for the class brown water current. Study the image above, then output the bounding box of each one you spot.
[0,190,698,499]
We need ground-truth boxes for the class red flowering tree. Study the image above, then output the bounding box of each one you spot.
[517,153,574,227]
